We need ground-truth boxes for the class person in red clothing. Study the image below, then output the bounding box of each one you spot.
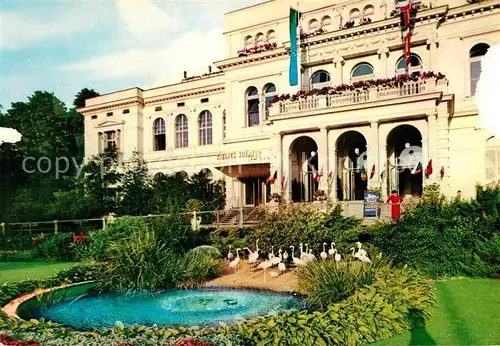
[387,190,403,220]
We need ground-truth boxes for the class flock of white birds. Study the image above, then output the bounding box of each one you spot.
[227,240,372,281]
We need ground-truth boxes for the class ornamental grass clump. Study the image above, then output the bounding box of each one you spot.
[297,259,380,309]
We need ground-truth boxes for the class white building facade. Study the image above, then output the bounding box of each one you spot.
[79,0,500,210]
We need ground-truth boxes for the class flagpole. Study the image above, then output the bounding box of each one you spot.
[296,0,302,93]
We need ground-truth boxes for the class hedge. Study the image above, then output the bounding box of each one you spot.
[0,265,435,346]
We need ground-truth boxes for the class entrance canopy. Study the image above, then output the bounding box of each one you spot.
[215,163,270,178]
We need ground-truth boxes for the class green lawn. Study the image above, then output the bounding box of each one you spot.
[374,278,500,345]
[0,261,77,282]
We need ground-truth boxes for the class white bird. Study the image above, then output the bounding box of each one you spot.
[351,247,371,263]
[307,249,316,262]
[229,248,241,279]
[278,261,286,274]
[328,242,336,257]
[320,243,328,260]
[271,249,282,266]
[334,249,341,262]
[299,243,307,260]
[257,258,274,283]
[355,241,368,257]
[283,250,289,262]
[227,246,234,261]
[268,246,275,261]
[246,239,260,264]
[290,246,305,267]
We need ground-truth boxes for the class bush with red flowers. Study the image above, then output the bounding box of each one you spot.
[300,27,328,39]
[73,231,90,245]
[172,338,213,346]
[269,71,446,106]
[237,42,278,56]
[0,333,40,346]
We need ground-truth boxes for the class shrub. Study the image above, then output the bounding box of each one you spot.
[182,251,221,287]
[250,204,362,257]
[369,188,500,278]
[30,233,74,261]
[209,227,253,258]
[297,259,379,309]
[0,251,34,262]
[187,245,221,259]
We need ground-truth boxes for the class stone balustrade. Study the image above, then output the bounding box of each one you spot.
[270,77,447,116]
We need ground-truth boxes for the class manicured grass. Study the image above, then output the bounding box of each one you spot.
[0,262,77,282]
[374,278,500,345]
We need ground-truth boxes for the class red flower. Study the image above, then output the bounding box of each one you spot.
[172,338,213,346]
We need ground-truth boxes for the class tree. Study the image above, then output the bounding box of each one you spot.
[118,152,153,215]
[73,88,99,109]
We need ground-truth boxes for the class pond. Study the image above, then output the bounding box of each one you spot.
[20,285,306,330]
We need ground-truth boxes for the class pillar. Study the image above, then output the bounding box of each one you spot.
[328,130,340,202]
[427,113,438,184]
[426,33,439,71]
[272,133,283,196]
[332,55,345,85]
[318,128,329,193]
[368,121,381,190]
[377,47,389,78]
[379,128,388,199]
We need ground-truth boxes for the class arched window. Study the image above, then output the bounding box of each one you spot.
[308,19,318,32]
[396,54,423,75]
[266,30,276,42]
[244,35,253,49]
[350,8,360,21]
[321,16,331,30]
[485,136,500,185]
[175,114,188,148]
[246,86,260,127]
[351,63,374,82]
[255,33,265,45]
[363,5,375,18]
[153,118,166,151]
[263,83,277,118]
[311,70,331,89]
[470,43,489,96]
[198,110,213,146]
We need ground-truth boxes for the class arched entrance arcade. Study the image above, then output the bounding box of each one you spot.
[336,131,368,201]
[289,136,318,202]
[386,125,423,197]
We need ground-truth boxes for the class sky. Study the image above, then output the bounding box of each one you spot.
[0,0,264,110]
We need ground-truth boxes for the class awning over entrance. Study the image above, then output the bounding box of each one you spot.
[215,163,270,178]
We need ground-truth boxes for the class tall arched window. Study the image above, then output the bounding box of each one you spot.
[311,70,331,89]
[266,30,276,42]
[264,83,277,118]
[244,35,253,49]
[396,54,423,75]
[255,33,265,45]
[175,114,188,148]
[308,19,318,32]
[246,86,260,127]
[351,63,374,82]
[470,43,489,96]
[198,110,213,146]
[153,118,166,151]
[321,16,331,30]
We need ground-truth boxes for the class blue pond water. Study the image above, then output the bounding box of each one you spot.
[30,288,305,330]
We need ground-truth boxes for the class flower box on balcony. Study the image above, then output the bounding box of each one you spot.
[237,42,278,56]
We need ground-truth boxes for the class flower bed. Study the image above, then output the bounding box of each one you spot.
[237,42,278,56]
[269,71,446,106]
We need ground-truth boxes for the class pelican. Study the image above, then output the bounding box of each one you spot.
[227,246,234,261]
[328,242,336,257]
[320,243,328,260]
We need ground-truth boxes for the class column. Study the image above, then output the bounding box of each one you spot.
[377,47,389,78]
[367,121,381,189]
[318,128,329,193]
[272,133,283,196]
[328,130,340,202]
[426,33,438,70]
[427,113,438,184]
[379,127,388,199]
[332,55,345,85]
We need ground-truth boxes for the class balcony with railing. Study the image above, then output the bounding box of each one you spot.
[269,73,448,117]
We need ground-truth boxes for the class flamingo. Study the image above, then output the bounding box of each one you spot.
[257,258,273,283]
[271,249,282,266]
[246,239,260,264]
[283,250,289,262]
[299,243,307,260]
[268,246,275,261]
[229,248,241,280]
[227,246,234,261]
[351,247,371,263]
[290,246,305,267]
[278,261,286,274]
[305,249,316,262]
[328,242,336,257]
[355,241,368,257]
[334,249,341,262]
[320,243,328,260]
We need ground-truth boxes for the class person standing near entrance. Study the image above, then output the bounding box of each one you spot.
[387,190,403,220]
